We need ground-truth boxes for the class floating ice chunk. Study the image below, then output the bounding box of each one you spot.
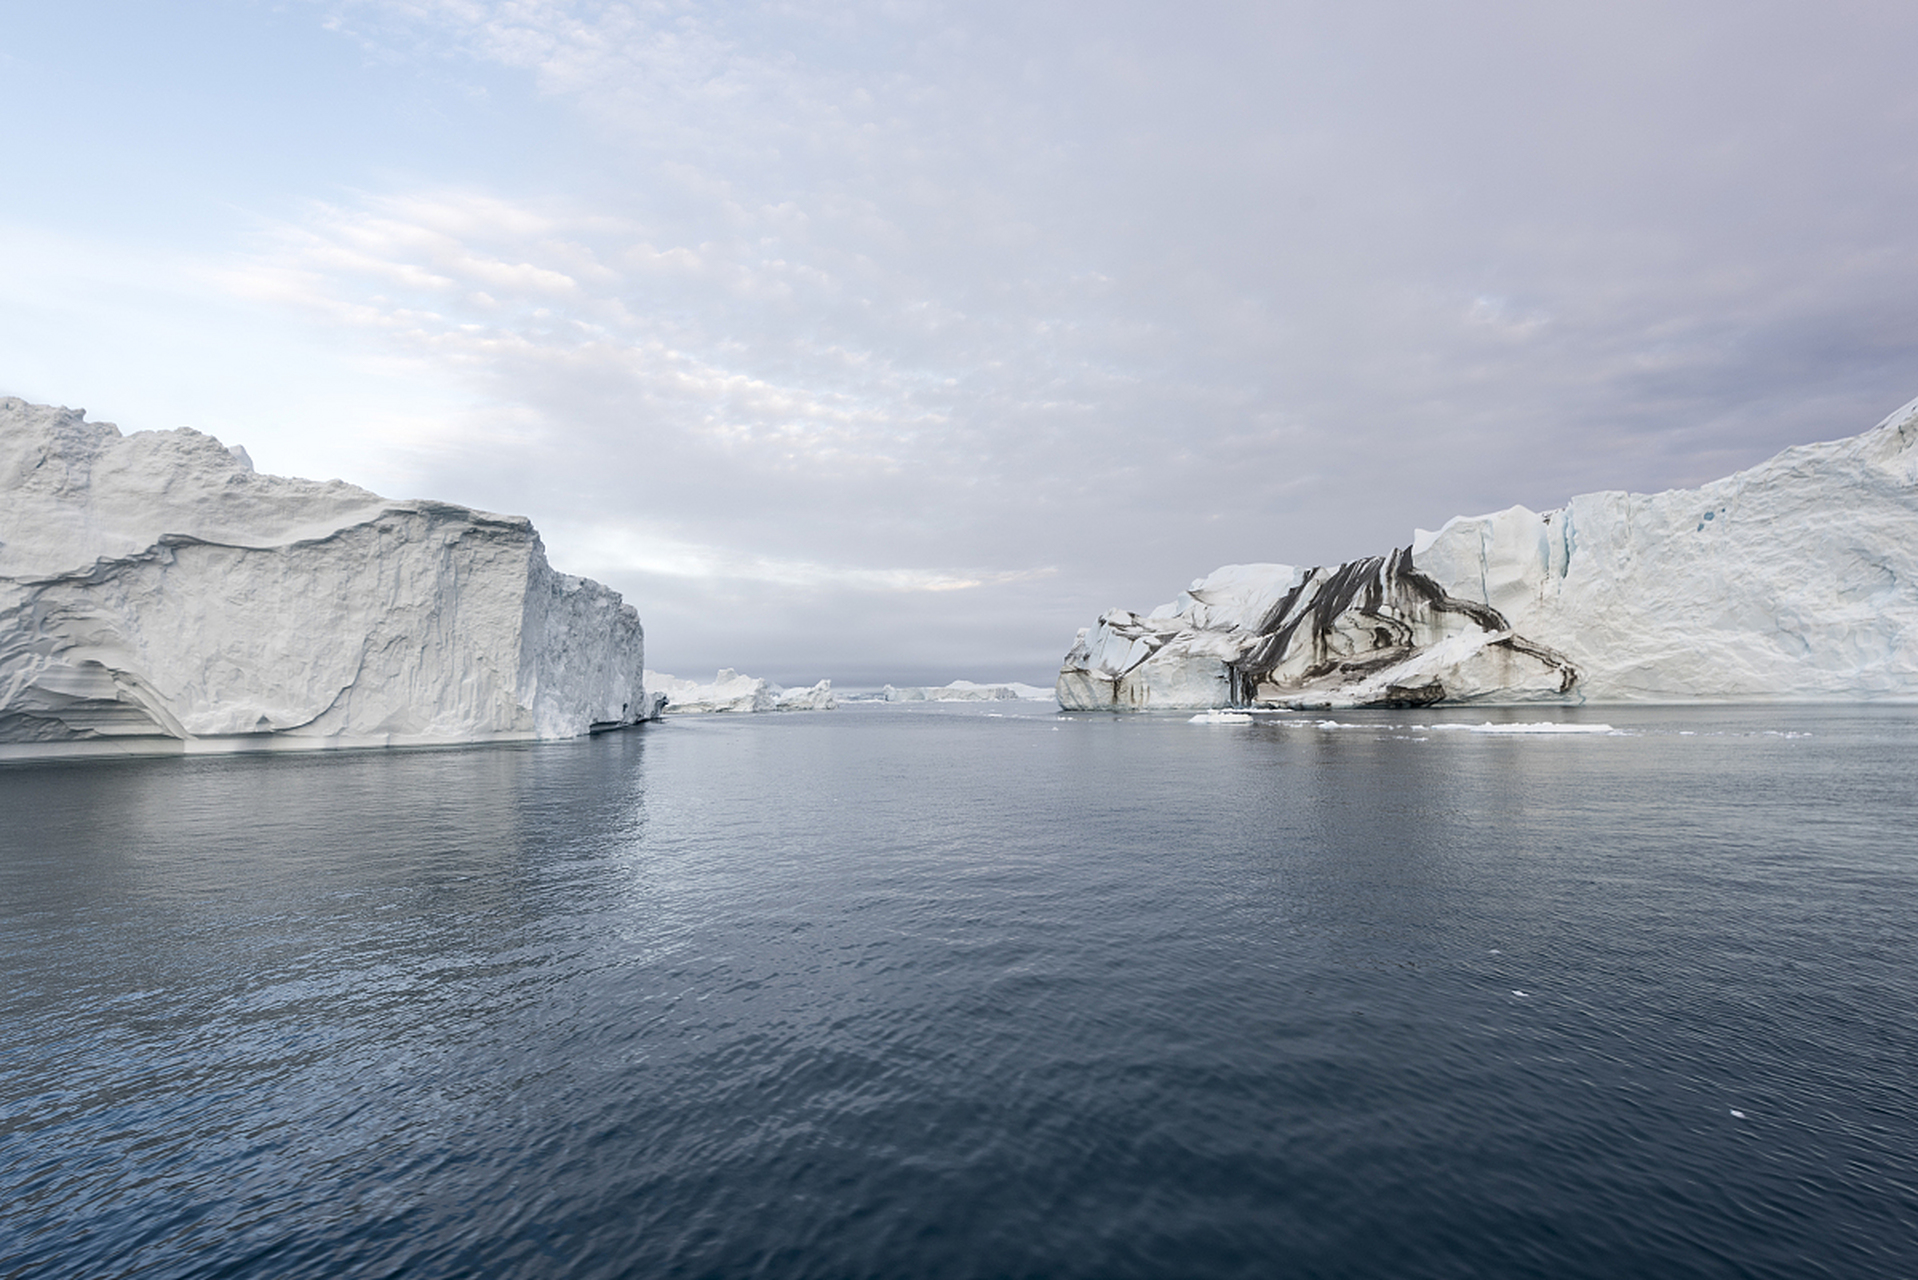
[1512,990,1529,997]
[1189,710,1253,724]
[1463,722,1616,735]
[774,679,836,711]
[1729,1109,1746,1119]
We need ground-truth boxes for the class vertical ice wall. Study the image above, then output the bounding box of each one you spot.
[0,399,649,756]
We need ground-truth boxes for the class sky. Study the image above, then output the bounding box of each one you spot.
[4,1,1917,686]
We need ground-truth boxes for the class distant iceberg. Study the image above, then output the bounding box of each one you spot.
[0,399,651,757]
[874,680,1056,703]
[646,669,836,714]
[1059,397,1918,709]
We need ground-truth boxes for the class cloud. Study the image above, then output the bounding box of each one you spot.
[557,520,1052,593]
[22,0,1918,679]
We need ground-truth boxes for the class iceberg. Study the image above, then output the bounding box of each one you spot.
[876,680,1057,703]
[645,669,836,713]
[1059,397,1918,709]
[0,399,652,757]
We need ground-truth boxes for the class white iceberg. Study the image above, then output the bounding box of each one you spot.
[0,399,652,757]
[878,679,1057,703]
[775,679,837,711]
[645,669,836,714]
[1059,397,1918,709]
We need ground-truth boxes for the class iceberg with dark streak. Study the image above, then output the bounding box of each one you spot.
[1059,398,1918,709]
[1,399,651,757]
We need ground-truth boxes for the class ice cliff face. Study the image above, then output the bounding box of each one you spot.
[1059,398,1918,709]
[1,399,650,756]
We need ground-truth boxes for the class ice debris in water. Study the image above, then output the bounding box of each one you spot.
[1730,1110,1747,1119]
[1286,718,1614,734]
[1449,722,1616,735]
[1189,710,1253,724]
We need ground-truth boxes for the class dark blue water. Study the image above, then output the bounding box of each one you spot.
[3,703,1916,1278]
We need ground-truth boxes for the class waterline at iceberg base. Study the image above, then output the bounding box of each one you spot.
[0,400,651,759]
[1059,397,1918,710]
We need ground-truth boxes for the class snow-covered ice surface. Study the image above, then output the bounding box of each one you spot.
[0,400,650,757]
[645,669,836,714]
[1060,397,1918,709]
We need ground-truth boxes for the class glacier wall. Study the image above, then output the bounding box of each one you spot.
[1059,397,1918,709]
[0,399,650,756]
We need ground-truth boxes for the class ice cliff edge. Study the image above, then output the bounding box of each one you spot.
[1059,397,1918,709]
[1,399,650,756]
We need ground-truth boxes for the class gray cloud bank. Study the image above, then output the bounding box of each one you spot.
[121,3,1918,681]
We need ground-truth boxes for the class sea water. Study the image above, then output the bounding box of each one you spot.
[3,703,1915,1278]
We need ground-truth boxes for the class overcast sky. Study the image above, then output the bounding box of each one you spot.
[4,1,1916,684]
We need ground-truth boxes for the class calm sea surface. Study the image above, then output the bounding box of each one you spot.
[3,702,1916,1279]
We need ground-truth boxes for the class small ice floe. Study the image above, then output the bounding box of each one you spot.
[1489,949,1502,955]
[1511,990,1529,997]
[1729,1109,1747,1119]
[1189,710,1253,724]
[1460,722,1616,735]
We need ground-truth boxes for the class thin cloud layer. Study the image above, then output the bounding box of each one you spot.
[6,1,1917,681]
